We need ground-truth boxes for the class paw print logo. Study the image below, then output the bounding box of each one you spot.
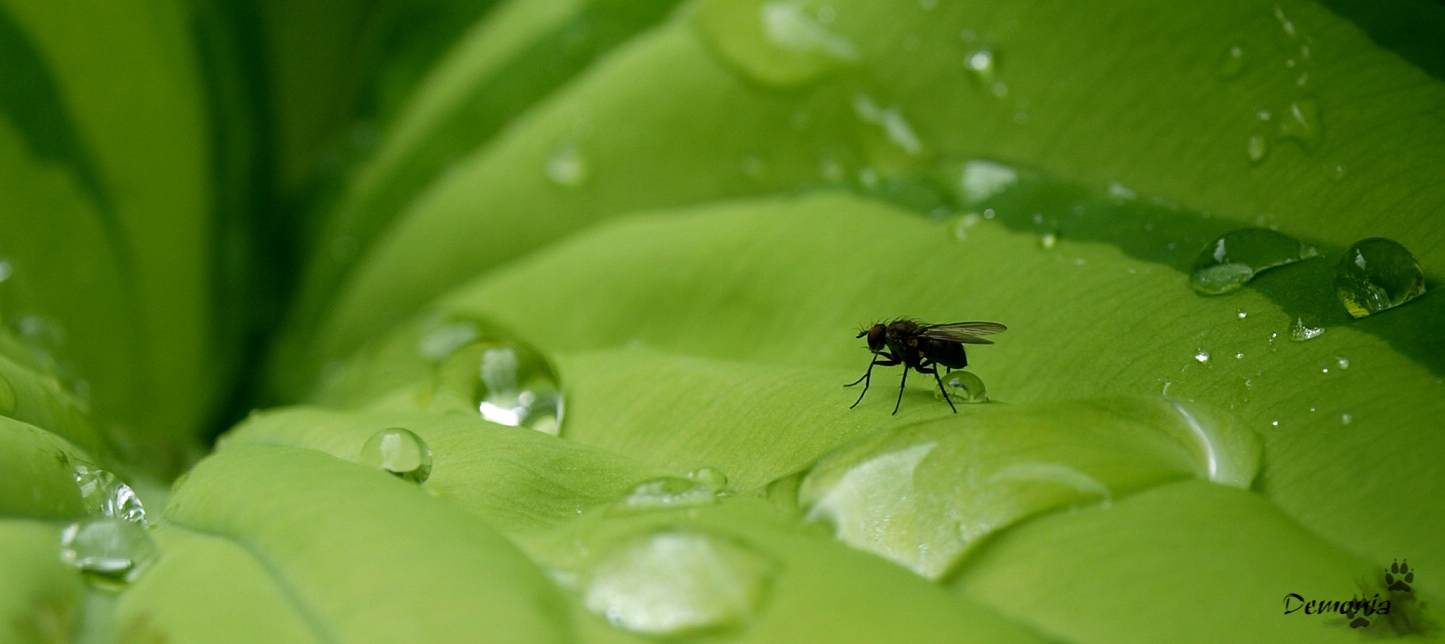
[1347,599,1371,629]
[1388,560,1415,592]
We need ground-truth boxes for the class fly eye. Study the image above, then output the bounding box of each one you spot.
[867,325,887,351]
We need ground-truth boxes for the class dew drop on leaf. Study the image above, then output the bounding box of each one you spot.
[1216,44,1246,79]
[618,477,718,512]
[59,518,157,588]
[691,0,858,88]
[1188,228,1318,294]
[1276,99,1322,150]
[427,321,565,435]
[580,531,776,636]
[1332,238,1426,318]
[544,139,589,189]
[360,427,433,484]
[686,466,730,491]
[74,465,146,524]
[1289,317,1325,342]
[938,371,988,403]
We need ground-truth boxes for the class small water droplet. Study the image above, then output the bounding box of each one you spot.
[1289,318,1325,342]
[1189,228,1319,294]
[964,47,997,87]
[1341,413,1353,425]
[1247,135,1269,163]
[74,465,145,524]
[619,477,717,512]
[852,94,922,155]
[937,371,988,404]
[686,467,730,492]
[545,139,589,188]
[1235,352,1245,360]
[579,531,776,635]
[59,518,157,587]
[1271,420,1280,427]
[1333,238,1427,318]
[1038,231,1057,249]
[1331,165,1346,181]
[1194,350,1211,363]
[951,160,1016,204]
[360,428,433,484]
[1274,5,1298,39]
[1276,99,1321,150]
[1237,310,1248,319]
[0,259,12,283]
[1217,45,1247,79]
[1107,182,1137,202]
[692,0,858,88]
[1322,367,1330,373]
[1336,357,1349,369]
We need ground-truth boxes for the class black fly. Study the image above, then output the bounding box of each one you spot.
[846,319,1007,414]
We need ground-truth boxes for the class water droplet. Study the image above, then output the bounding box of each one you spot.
[1107,182,1137,202]
[692,0,858,88]
[852,94,922,155]
[1235,352,1244,360]
[686,467,730,492]
[0,373,14,415]
[1271,420,1280,427]
[1217,45,1247,79]
[1276,99,1321,150]
[619,477,717,511]
[937,371,988,404]
[1247,134,1269,163]
[1289,318,1325,342]
[1332,238,1427,318]
[964,47,998,88]
[1237,310,1248,319]
[428,321,565,435]
[1274,6,1298,39]
[579,531,776,635]
[360,428,433,484]
[1322,367,1330,373]
[1336,357,1349,369]
[1038,231,1057,249]
[545,139,589,188]
[74,465,145,524]
[1194,350,1211,363]
[1189,228,1319,294]
[952,160,1017,204]
[1341,413,1353,425]
[0,259,11,282]
[59,518,157,587]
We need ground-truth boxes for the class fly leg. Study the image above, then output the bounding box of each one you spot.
[918,362,957,414]
[848,353,900,409]
[893,366,909,415]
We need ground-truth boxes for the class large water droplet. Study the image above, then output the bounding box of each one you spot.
[692,0,858,88]
[545,139,589,188]
[59,518,158,587]
[1276,99,1321,150]
[1333,238,1427,318]
[852,94,922,156]
[74,465,146,524]
[686,467,730,492]
[795,398,1257,578]
[580,531,776,636]
[938,371,988,403]
[429,323,565,435]
[360,427,433,484]
[1189,228,1319,294]
[618,477,717,512]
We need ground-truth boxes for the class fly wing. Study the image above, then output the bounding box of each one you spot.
[919,321,1007,344]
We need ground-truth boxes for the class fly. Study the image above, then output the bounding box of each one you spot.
[846,318,1007,414]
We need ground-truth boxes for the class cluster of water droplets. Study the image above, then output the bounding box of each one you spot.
[61,464,156,587]
[1227,7,1324,165]
[419,315,565,435]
